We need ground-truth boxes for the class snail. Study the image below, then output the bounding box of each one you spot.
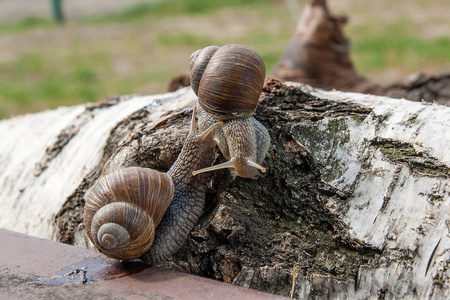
[83,44,270,262]
[83,108,222,264]
[189,44,271,178]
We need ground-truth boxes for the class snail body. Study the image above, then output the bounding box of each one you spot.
[84,108,221,264]
[196,107,270,178]
[189,44,270,178]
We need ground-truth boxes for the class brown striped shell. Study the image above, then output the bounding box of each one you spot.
[83,167,174,260]
[189,44,266,120]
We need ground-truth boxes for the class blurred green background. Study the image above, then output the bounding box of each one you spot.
[0,0,449,119]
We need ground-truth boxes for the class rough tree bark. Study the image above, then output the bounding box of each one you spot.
[0,80,449,299]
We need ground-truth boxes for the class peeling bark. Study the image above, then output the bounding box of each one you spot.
[0,80,449,299]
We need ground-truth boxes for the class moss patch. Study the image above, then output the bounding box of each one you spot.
[371,137,450,177]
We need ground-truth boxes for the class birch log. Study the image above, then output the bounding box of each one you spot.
[0,80,448,299]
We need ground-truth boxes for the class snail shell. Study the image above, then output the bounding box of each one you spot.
[83,167,174,260]
[190,44,266,120]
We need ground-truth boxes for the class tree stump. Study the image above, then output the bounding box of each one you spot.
[0,79,448,299]
[270,0,383,95]
[271,0,450,106]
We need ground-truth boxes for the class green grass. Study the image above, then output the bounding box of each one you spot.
[348,22,450,73]
[0,51,109,115]
[0,0,282,119]
[156,32,217,48]
[353,35,450,72]
[0,16,54,34]
[87,0,273,23]
[0,47,177,117]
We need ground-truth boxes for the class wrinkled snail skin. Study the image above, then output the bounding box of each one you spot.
[196,107,270,178]
[84,108,222,264]
[140,111,219,265]
[251,117,271,165]
[189,44,271,178]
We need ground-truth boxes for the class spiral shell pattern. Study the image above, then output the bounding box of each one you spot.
[84,167,174,260]
[189,44,266,120]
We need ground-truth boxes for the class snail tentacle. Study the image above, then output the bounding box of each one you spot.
[192,159,234,176]
[246,158,266,173]
[198,121,223,141]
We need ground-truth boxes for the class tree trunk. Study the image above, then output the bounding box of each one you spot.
[0,79,448,299]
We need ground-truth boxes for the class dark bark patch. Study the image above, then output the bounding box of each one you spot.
[34,124,81,177]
